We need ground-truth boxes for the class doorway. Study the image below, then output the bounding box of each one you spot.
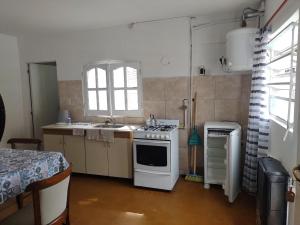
[28,62,59,139]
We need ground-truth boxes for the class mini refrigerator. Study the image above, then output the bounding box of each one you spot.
[204,121,241,203]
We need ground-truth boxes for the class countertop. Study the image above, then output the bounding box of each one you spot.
[42,123,141,132]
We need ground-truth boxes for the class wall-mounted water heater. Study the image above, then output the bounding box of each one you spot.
[225,27,258,72]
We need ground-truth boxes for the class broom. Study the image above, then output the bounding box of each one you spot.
[185,92,203,182]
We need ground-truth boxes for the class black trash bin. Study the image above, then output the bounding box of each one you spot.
[257,157,289,225]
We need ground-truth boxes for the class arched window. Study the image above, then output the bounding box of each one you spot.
[83,61,142,117]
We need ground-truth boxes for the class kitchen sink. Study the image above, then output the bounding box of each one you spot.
[93,124,124,129]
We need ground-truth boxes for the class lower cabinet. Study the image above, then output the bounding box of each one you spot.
[64,136,86,173]
[43,131,133,178]
[85,139,109,176]
[108,138,132,178]
[44,134,64,154]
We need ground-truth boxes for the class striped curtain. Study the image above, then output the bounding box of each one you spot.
[242,30,270,193]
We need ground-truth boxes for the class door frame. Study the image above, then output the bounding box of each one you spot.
[27,61,57,138]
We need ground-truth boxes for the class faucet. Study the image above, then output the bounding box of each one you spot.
[105,117,115,125]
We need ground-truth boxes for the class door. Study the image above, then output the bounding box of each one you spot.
[295,177,300,224]
[44,134,64,154]
[64,136,86,173]
[0,94,4,141]
[133,139,171,173]
[108,138,132,178]
[29,63,59,139]
[85,139,108,176]
[225,129,241,203]
[295,142,300,224]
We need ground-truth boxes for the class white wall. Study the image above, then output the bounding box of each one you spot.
[294,4,300,225]
[192,15,240,75]
[0,33,25,146]
[267,0,300,173]
[264,1,300,225]
[192,13,258,76]
[17,12,255,137]
[18,17,191,133]
[264,0,284,25]
[19,18,190,81]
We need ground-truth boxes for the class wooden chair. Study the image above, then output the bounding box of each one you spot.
[7,138,42,150]
[0,166,72,225]
[7,138,43,209]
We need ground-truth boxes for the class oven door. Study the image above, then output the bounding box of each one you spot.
[133,139,171,173]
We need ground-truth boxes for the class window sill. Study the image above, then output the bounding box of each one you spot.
[85,114,144,119]
[270,115,294,133]
[84,111,144,118]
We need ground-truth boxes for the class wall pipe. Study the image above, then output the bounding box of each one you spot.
[264,0,289,29]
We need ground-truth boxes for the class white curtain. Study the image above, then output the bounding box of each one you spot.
[242,30,270,193]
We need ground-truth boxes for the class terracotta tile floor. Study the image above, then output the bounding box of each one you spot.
[69,175,256,225]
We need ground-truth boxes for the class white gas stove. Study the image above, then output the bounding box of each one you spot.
[133,119,179,191]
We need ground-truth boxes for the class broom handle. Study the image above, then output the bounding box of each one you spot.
[193,93,197,174]
[192,92,197,128]
[193,146,197,174]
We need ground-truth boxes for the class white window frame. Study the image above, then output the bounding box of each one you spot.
[83,61,143,117]
[83,64,110,116]
[110,62,143,116]
[267,13,299,132]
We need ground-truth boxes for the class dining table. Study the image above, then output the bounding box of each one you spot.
[0,148,69,204]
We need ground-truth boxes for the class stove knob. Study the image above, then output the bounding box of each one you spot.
[160,135,165,139]
[165,135,170,140]
[156,134,160,139]
[151,134,156,139]
[146,134,151,139]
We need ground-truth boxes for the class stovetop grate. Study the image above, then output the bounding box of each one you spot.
[138,125,176,132]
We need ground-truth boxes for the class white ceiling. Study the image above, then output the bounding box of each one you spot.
[0,0,259,34]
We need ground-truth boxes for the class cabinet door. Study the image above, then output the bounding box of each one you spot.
[64,136,86,173]
[85,139,108,176]
[43,134,64,154]
[108,138,132,178]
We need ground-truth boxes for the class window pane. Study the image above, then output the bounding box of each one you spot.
[270,98,294,123]
[270,85,295,100]
[98,90,107,111]
[269,54,294,76]
[97,68,107,88]
[88,91,97,110]
[87,69,96,88]
[269,25,298,58]
[127,89,138,110]
[113,67,124,88]
[126,67,137,87]
[114,90,125,110]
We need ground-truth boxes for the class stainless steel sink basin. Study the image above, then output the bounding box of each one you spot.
[93,124,124,129]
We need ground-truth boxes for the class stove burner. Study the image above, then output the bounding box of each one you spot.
[140,125,176,132]
[160,125,173,131]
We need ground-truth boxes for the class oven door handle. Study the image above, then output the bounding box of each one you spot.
[133,139,170,145]
[135,169,170,176]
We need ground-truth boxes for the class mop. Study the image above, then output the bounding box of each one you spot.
[185,92,203,182]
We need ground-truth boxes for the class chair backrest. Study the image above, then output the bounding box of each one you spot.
[7,138,42,150]
[26,166,72,225]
